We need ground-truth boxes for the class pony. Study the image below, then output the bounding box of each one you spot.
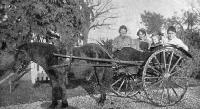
[13,42,113,109]
[0,40,155,108]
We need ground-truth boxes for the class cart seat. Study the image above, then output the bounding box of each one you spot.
[113,47,152,62]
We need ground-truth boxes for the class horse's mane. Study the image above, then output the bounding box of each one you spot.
[17,42,58,53]
[17,42,55,49]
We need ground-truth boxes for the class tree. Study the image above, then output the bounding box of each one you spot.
[76,0,117,44]
[0,0,34,49]
[0,0,82,50]
[164,15,185,36]
[183,11,198,31]
[1,0,117,49]
[140,11,165,34]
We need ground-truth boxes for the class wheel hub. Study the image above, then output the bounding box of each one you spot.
[163,73,170,78]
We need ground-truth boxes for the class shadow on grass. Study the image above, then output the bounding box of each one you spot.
[40,101,80,109]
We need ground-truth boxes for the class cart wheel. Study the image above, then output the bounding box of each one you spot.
[110,68,142,97]
[142,48,189,107]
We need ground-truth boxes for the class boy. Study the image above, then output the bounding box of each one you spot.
[165,26,189,51]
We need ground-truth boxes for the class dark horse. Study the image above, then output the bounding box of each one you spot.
[13,42,113,108]
[0,40,154,108]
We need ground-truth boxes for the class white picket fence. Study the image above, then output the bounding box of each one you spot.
[36,71,50,82]
[30,62,50,84]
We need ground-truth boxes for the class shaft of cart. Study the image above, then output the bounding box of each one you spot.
[53,53,144,66]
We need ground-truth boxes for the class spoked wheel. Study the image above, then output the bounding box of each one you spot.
[110,67,142,97]
[142,48,189,107]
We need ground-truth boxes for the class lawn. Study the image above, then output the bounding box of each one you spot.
[0,80,88,107]
[0,78,199,107]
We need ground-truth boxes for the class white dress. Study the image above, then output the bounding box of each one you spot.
[163,37,189,51]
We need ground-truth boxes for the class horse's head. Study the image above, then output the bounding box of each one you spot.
[0,41,17,75]
[13,44,31,73]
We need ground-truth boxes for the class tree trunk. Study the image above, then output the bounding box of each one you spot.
[82,27,89,45]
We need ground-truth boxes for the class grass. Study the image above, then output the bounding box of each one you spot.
[0,80,90,107]
[0,80,51,106]
[0,78,200,107]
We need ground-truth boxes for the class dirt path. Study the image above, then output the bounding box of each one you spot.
[1,86,200,109]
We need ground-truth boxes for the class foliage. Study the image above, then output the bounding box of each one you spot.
[183,11,199,30]
[184,30,200,49]
[140,11,165,34]
[185,47,200,78]
[0,0,82,50]
[0,0,117,51]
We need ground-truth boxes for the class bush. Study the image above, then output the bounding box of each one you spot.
[185,47,200,78]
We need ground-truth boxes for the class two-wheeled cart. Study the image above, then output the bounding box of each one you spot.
[53,44,192,107]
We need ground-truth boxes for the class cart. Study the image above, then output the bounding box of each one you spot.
[53,44,192,107]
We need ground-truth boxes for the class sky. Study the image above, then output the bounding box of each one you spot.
[88,0,200,42]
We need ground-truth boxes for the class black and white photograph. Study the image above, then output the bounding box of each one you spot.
[0,0,200,109]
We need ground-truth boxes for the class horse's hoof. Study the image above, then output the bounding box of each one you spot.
[97,98,105,107]
[61,102,68,108]
[97,102,104,107]
[48,102,58,109]
[98,102,104,107]
[48,105,56,109]
[97,94,106,107]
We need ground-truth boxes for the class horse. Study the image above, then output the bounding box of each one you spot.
[13,42,114,108]
[0,40,152,108]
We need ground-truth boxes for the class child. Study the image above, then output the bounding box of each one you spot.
[150,31,162,47]
[165,26,188,51]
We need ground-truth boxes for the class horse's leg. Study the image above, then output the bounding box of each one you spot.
[49,81,59,109]
[57,69,68,108]
[47,70,60,109]
[97,85,107,106]
[95,67,107,106]
[60,81,68,108]
[98,67,115,106]
[48,68,68,108]
[83,80,106,106]
[83,67,107,106]
[81,80,98,100]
